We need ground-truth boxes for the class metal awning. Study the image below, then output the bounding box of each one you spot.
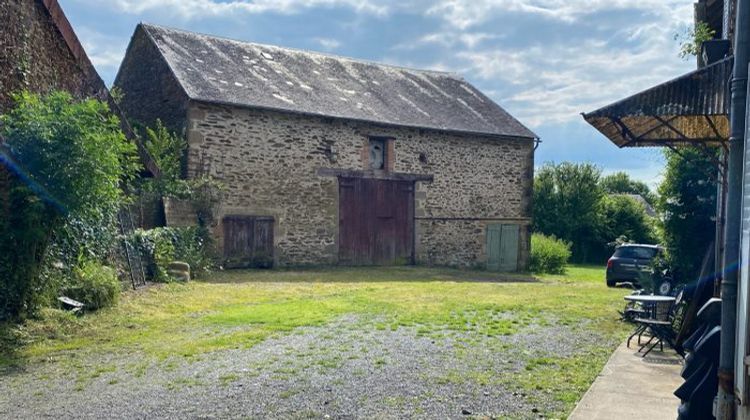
[582,56,733,148]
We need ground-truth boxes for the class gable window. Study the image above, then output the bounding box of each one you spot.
[369,137,386,170]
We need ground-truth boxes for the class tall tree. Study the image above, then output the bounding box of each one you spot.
[600,172,656,205]
[599,195,657,246]
[533,162,604,263]
[656,148,717,281]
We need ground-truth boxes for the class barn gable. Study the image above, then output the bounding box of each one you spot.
[122,23,536,140]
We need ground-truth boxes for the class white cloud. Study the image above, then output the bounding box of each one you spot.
[398,1,696,127]
[314,37,342,51]
[393,31,500,50]
[84,0,393,19]
[76,27,129,72]
[426,0,692,29]
[459,37,692,127]
[71,0,697,131]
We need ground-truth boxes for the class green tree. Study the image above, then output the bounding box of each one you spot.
[599,195,657,246]
[600,172,656,205]
[0,91,139,319]
[656,148,718,280]
[533,162,604,263]
[140,119,188,197]
[534,163,658,263]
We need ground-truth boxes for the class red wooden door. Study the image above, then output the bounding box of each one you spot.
[338,177,414,265]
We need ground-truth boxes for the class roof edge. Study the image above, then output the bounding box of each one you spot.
[39,7,160,176]
[139,23,538,141]
[189,98,538,141]
[139,22,462,79]
[40,0,107,95]
[582,55,733,119]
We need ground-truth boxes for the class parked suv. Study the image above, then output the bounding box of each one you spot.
[606,244,664,287]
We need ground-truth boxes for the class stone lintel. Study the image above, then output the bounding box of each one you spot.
[316,167,434,182]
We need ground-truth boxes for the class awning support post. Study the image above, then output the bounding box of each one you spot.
[718,0,750,417]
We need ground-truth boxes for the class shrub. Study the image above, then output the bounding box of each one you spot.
[0,91,139,320]
[64,260,122,310]
[128,226,214,282]
[171,226,214,275]
[530,233,572,274]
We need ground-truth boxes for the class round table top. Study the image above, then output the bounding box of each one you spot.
[624,294,676,302]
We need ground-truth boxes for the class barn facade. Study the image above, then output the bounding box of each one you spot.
[116,24,536,270]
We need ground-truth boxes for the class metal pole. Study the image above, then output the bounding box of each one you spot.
[717,152,726,297]
[718,0,750,417]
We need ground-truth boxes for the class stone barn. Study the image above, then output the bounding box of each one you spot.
[115,24,536,271]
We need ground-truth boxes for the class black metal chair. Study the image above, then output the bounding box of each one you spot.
[632,292,687,357]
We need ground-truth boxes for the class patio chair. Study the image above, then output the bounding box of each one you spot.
[632,292,687,357]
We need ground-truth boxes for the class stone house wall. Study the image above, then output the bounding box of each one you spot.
[0,0,106,113]
[0,0,112,224]
[114,25,191,136]
[177,102,533,269]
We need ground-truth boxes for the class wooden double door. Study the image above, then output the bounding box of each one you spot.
[223,215,274,268]
[338,177,415,265]
[486,224,520,272]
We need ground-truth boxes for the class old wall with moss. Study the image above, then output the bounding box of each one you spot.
[178,103,533,269]
[0,0,105,113]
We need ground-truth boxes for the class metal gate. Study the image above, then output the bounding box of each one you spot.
[223,215,274,268]
[338,177,414,265]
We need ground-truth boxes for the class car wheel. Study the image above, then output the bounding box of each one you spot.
[658,280,672,296]
[606,278,616,287]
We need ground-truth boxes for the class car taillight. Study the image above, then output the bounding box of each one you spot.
[607,259,613,269]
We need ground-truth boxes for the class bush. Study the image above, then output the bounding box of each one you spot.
[64,260,122,310]
[530,233,572,274]
[0,91,139,320]
[128,226,213,282]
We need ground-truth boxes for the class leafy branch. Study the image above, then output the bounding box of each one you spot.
[675,21,716,60]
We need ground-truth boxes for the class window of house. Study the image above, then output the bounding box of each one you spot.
[369,137,386,170]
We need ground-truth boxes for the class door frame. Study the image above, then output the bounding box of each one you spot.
[337,176,416,266]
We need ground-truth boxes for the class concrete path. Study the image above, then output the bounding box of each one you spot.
[568,341,683,420]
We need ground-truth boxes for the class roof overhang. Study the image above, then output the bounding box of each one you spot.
[582,56,732,148]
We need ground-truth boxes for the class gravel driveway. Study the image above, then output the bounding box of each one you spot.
[0,314,604,419]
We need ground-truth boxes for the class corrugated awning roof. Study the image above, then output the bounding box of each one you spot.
[139,24,537,140]
[582,56,732,147]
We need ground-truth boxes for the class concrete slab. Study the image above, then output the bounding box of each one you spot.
[568,341,683,420]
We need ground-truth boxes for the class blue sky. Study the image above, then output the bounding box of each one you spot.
[59,0,697,188]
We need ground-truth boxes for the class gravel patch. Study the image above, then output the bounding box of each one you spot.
[0,314,600,419]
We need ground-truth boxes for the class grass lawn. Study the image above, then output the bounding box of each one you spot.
[1,264,630,418]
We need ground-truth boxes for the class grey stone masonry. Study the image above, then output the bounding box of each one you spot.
[175,102,533,269]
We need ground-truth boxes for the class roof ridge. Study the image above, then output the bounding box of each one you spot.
[129,22,537,140]
[139,22,461,79]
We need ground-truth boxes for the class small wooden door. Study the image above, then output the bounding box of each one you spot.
[486,224,519,272]
[338,177,414,265]
[223,215,274,268]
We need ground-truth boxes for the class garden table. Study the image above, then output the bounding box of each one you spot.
[624,295,676,352]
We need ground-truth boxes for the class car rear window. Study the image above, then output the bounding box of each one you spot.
[613,246,658,259]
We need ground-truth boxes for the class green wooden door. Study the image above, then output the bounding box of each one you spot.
[486,224,519,272]
[486,224,502,271]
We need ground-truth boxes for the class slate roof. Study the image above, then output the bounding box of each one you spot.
[139,24,536,140]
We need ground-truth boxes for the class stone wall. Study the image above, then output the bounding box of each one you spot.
[0,0,105,113]
[0,0,111,225]
[114,25,190,136]
[180,103,534,269]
